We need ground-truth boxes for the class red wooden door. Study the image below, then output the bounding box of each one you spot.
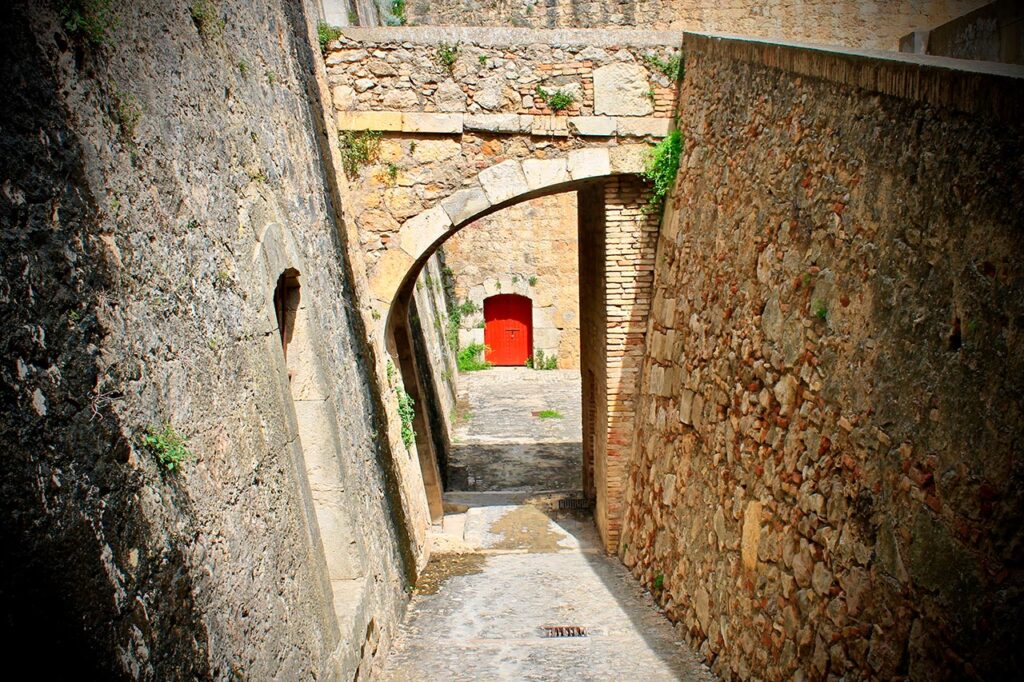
[484,294,532,366]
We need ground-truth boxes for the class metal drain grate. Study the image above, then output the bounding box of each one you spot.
[541,625,589,638]
[558,497,592,511]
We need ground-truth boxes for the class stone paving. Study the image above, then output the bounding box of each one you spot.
[379,368,713,681]
[448,367,582,492]
[378,500,715,681]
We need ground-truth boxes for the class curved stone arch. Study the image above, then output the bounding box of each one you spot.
[371,143,652,333]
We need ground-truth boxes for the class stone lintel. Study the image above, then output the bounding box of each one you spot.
[569,116,617,137]
[616,118,672,138]
[464,114,532,133]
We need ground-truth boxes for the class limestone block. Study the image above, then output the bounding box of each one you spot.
[593,62,653,116]
[533,305,559,329]
[353,78,375,92]
[678,388,694,425]
[479,160,529,205]
[332,84,356,110]
[441,187,491,225]
[568,116,617,137]
[531,116,569,137]
[368,248,414,304]
[521,158,569,191]
[609,144,651,175]
[459,328,484,348]
[410,139,461,163]
[474,75,509,111]
[616,117,671,137]
[434,79,467,112]
[533,327,561,352]
[399,205,452,261]
[694,586,711,633]
[567,148,611,180]
[741,501,762,571]
[400,113,463,134]
[383,89,419,109]
[464,113,531,133]
[337,110,402,131]
[774,375,799,416]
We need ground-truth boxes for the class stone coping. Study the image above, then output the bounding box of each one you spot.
[338,26,682,48]
[335,110,671,138]
[685,31,1024,122]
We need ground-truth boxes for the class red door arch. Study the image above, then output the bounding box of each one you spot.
[483,294,532,366]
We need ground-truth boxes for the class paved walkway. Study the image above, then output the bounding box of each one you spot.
[448,368,582,492]
[378,500,715,681]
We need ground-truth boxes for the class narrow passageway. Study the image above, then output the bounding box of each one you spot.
[379,369,712,681]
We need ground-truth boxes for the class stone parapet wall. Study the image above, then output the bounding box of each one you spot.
[327,27,679,124]
[620,32,1024,680]
[405,0,990,51]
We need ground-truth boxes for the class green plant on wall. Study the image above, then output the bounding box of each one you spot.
[338,130,382,177]
[644,52,683,80]
[388,0,407,25]
[526,350,558,370]
[142,424,192,473]
[642,129,682,213]
[535,85,576,112]
[317,21,342,55]
[60,0,118,46]
[396,387,415,448]
[435,41,460,74]
[190,0,225,38]
[457,343,492,372]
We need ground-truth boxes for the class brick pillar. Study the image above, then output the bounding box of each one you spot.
[580,176,658,553]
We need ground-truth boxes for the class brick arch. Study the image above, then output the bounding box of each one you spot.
[370,143,651,330]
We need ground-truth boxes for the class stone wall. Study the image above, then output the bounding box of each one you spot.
[0,1,421,678]
[443,192,581,368]
[620,33,1024,680]
[406,0,989,51]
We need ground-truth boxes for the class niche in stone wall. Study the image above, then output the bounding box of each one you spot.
[272,269,367,587]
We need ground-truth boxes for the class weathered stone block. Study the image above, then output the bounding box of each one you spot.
[593,62,654,116]
[567,148,611,180]
[400,112,463,134]
[464,113,531,133]
[521,158,569,191]
[568,116,617,137]
[479,160,529,204]
[609,144,651,175]
[616,117,671,137]
[336,110,403,131]
[399,205,453,260]
[440,187,491,225]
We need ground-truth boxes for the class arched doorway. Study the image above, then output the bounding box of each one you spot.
[483,294,532,366]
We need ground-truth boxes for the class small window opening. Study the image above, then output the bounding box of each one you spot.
[274,269,300,366]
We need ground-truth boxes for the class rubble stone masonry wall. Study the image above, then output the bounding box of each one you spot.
[620,34,1024,680]
[407,0,989,51]
[0,1,418,678]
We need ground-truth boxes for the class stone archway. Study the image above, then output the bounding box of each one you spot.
[380,151,659,552]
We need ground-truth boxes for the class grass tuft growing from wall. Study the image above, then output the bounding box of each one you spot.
[642,129,682,213]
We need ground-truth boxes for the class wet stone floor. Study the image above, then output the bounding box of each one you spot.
[378,367,713,680]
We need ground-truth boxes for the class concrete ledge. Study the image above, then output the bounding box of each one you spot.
[685,31,1024,123]
[339,26,681,48]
